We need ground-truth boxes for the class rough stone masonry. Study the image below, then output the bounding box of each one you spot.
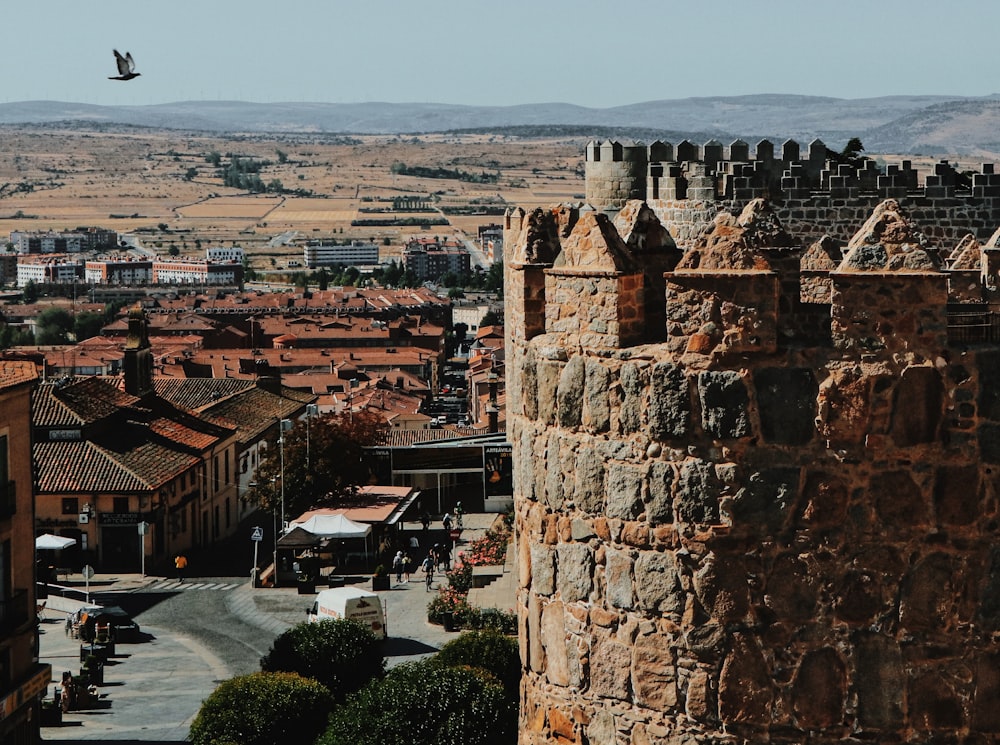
[505,195,1000,744]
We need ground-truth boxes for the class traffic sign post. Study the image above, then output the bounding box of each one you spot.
[138,521,149,577]
[82,564,95,604]
[449,528,461,567]
[250,526,263,587]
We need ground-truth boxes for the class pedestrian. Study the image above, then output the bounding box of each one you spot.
[393,550,404,583]
[442,512,452,531]
[402,552,413,582]
[174,553,188,582]
[454,501,464,529]
[421,552,435,591]
[420,511,430,532]
[60,671,76,713]
[439,544,451,572]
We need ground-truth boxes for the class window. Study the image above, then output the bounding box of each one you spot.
[225,450,230,487]
[62,497,79,515]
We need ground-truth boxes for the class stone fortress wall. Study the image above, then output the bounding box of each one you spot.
[505,158,1000,743]
[586,138,1000,248]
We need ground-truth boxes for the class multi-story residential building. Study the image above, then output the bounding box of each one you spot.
[31,309,313,573]
[151,259,243,286]
[303,241,379,269]
[477,223,503,263]
[206,246,245,264]
[84,257,153,285]
[10,228,118,254]
[16,256,83,286]
[0,360,51,745]
[0,253,16,287]
[403,237,470,281]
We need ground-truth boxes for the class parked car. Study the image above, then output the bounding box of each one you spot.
[80,604,141,643]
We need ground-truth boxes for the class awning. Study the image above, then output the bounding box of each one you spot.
[35,533,77,550]
[294,513,371,538]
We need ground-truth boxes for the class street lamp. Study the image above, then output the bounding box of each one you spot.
[305,403,319,468]
[279,418,293,536]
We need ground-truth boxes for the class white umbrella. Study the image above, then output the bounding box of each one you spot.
[35,533,76,550]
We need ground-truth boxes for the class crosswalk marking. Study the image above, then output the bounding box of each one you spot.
[145,580,240,593]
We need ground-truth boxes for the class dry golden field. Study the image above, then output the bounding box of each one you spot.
[0,125,585,270]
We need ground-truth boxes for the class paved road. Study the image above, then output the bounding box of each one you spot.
[38,516,494,742]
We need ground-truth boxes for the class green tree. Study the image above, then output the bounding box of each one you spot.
[317,661,515,745]
[168,245,180,256]
[189,672,332,745]
[483,261,504,294]
[22,280,39,304]
[247,410,386,517]
[479,309,502,328]
[206,151,222,166]
[72,310,106,341]
[260,619,385,701]
[431,629,520,704]
[184,167,198,181]
[35,307,73,344]
[317,268,329,291]
[276,149,288,164]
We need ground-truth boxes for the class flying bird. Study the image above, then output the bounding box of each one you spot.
[109,50,140,81]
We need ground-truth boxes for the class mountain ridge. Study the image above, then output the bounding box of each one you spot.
[2,95,999,156]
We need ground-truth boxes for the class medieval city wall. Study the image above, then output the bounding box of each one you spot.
[504,195,1000,744]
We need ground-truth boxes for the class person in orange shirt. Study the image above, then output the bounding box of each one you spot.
[174,553,188,582]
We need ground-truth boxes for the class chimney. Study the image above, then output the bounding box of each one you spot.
[123,305,154,397]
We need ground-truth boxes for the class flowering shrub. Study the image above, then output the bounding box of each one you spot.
[427,520,516,633]
[464,516,512,567]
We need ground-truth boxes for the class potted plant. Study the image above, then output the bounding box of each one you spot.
[372,564,390,591]
[296,571,315,595]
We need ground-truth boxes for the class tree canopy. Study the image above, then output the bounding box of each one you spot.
[246,409,386,518]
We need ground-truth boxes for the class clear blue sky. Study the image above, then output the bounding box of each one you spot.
[5,0,999,107]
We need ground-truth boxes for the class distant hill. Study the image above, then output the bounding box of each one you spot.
[2,95,1000,156]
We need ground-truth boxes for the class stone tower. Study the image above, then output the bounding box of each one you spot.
[123,305,154,398]
[506,197,1000,744]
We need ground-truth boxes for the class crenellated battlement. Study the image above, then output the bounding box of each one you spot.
[506,195,1000,745]
[586,138,1000,246]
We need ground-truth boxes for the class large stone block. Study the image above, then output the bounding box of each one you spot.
[730,467,799,534]
[890,365,943,446]
[693,553,750,623]
[632,633,678,711]
[574,446,606,514]
[718,632,773,725]
[870,470,928,528]
[634,551,683,615]
[853,633,904,730]
[540,601,581,687]
[796,471,849,528]
[698,370,751,439]
[909,671,964,731]
[978,546,1000,632]
[753,367,818,445]
[973,653,1000,732]
[584,359,611,432]
[605,547,635,609]
[899,553,953,632]
[531,543,556,597]
[676,458,722,524]
[620,361,645,434]
[646,461,675,525]
[556,542,593,603]
[557,355,586,429]
[977,349,1000,422]
[591,631,632,701]
[607,462,643,520]
[791,648,846,728]
[764,554,817,622]
[543,431,564,510]
[536,359,562,427]
[649,362,689,439]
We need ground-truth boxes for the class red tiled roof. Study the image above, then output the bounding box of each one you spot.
[0,361,37,389]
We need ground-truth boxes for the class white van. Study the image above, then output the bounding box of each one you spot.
[307,587,387,639]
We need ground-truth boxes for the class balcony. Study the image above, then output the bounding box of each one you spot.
[0,590,29,633]
[0,481,15,520]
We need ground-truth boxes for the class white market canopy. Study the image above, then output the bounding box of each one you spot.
[36,533,77,550]
[294,513,372,538]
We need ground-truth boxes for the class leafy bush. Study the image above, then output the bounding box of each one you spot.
[259,619,385,701]
[432,629,520,702]
[189,671,332,745]
[317,660,515,745]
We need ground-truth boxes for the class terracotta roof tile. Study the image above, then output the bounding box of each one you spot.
[0,361,38,390]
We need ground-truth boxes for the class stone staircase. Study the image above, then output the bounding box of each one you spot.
[467,537,516,611]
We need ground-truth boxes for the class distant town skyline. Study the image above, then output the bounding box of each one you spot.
[4,0,1000,109]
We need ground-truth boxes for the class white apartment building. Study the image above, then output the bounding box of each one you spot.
[16,257,83,286]
[151,259,243,285]
[206,246,245,264]
[304,241,379,268]
[85,258,153,285]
